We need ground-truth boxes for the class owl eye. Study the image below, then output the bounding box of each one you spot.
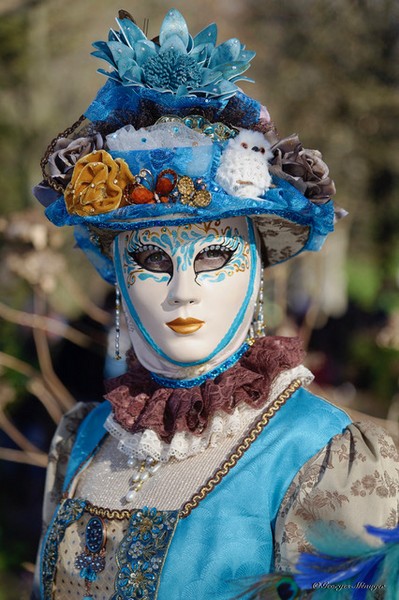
[241,142,248,149]
[260,147,266,154]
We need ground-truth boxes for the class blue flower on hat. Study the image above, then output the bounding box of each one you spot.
[92,8,255,101]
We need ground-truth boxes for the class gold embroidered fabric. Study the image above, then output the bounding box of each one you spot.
[274,419,399,571]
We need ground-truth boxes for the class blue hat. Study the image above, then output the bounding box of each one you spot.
[34,9,341,284]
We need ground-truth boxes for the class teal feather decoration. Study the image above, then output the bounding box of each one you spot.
[91,8,255,101]
[236,524,399,599]
[295,522,399,600]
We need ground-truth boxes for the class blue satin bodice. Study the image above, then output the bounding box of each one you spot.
[39,386,351,599]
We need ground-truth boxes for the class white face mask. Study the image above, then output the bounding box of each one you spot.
[114,217,260,373]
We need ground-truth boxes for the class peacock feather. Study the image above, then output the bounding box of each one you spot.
[236,523,399,599]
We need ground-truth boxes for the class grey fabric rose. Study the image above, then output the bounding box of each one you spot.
[269,134,336,202]
[47,133,104,185]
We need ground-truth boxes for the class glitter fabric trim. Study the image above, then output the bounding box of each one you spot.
[155,114,238,141]
[41,498,86,599]
[149,341,250,388]
[112,507,179,600]
[179,379,302,518]
[86,503,131,521]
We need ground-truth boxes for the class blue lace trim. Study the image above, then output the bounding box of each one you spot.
[112,507,179,600]
[149,341,250,388]
[41,498,86,599]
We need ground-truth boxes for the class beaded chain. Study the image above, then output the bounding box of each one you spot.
[114,283,122,360]
[125,456,161,503]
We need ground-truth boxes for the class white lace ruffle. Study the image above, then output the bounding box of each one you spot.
[104,366,314,463]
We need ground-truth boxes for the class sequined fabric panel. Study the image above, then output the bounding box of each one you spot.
[50,506,178,599]
[41,498,86,600]
[113,507,179,600]
[53,511,129,599]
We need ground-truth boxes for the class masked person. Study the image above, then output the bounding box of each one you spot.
[32,9,398,600]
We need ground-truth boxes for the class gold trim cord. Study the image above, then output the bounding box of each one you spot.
[180,379,302,518]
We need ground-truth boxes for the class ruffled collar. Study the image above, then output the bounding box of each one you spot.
[104,336,305,444]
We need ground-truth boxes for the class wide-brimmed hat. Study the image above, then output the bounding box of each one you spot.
[34,8,341,284]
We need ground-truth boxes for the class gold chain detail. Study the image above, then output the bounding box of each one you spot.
[85,503,131,521]
[179,379,302,519]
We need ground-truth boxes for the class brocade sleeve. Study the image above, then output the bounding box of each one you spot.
[274,420,399,571]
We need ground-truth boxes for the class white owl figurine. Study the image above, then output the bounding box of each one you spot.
[215,129,273,198]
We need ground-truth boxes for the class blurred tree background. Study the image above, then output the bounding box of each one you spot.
[0,0,398,597]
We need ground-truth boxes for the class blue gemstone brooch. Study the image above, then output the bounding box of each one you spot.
[74,516,107,599]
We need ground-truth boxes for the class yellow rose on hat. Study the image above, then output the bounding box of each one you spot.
[65,150,134,216]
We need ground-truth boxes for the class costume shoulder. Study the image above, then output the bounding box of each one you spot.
[41,401,99,529]
[31,402,99,599]
[274,418,399,571]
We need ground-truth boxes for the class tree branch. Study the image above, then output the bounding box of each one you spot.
[0,301,104,348]
[0,411,44,455]
[0,353,64,423]
[32,291,75,411]
[63,273,111,326]
[0,447,47,468]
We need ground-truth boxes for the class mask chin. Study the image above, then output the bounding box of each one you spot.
[114,217,262,375]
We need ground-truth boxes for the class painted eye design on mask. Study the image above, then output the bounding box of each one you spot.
[194,244,236,273]
[128,244,173,275]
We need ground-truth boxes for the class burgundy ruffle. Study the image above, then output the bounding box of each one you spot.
[104,336,304,443]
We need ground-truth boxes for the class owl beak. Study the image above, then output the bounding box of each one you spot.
[252,146,260,152]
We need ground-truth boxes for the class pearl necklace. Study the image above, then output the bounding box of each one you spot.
[125,455,161,503]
